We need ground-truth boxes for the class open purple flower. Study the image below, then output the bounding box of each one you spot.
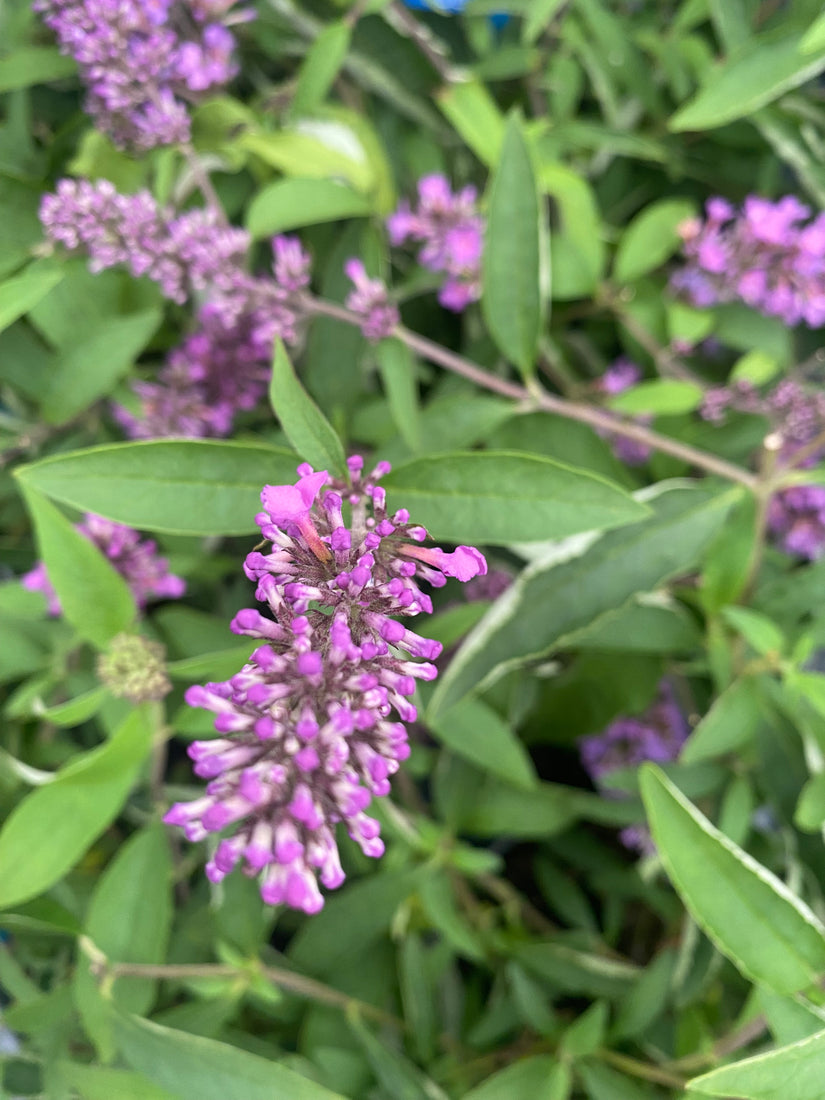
[165,457,487,913]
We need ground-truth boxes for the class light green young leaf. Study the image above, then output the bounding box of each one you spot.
[671,29,825,131]
[112,1009,346,1100]
[801,11,825,54]
[482,114,545,377]
[436,78,505,165]
[0,47,77,91]
[246,178,370,239]
[0,263,64,335]
[681,678,764,763]
[609,379,704,416]
[15,441,299,536]
[426,697,537,790]
[290,21,352,120]
[381,451,648,545]
[0,707,155,910]
[688,1027,825,1098]
[20,484,136,647]
[270,340,347,476]
[431,482,736,714]
[75,825,173,1058]
[721,606,786,655]
[641,765,825,994]
[614,199,696,283]
[55,1062,177,1100]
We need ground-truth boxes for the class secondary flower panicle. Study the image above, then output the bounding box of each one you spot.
[579,681,688,853]
[700,377,825,560]
[22,514,185,615]
[344,260,400,342]
[36,0,250,150]
[165,457,487,913]
[672,195,825,327]
[388,175,483,312]
[40,180,314,438]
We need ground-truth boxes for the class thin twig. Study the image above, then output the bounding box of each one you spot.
[383,2,462,83]
[180,143,229,225]
[305,296,759,490]
[86,952,404,1030]
[600,1049,688,1089]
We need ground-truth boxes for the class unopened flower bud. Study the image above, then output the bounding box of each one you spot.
[97,633,171,703]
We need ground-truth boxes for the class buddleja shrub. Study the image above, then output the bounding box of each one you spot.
[5,0,825,1097]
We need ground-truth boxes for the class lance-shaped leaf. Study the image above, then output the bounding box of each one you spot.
[641,766,825,995]
[431,481,737,715]
[482,113,545,377]
[381,451,648,545]
[15,441,299,536]
[688,1028,825,1098]
[270,340,347,477]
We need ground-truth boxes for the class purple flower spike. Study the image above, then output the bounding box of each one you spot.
[344,259,399,342]
[672,194,825,327]
[166,457,487,913]
[387,175,484,312]
[35,0,250,151]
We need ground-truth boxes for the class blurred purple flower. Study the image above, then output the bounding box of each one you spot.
[673,195,825,327]
[344,259,399,342]
[165,457,487,912]
[22,514,185,614]
[595,358,652,466]
[35,0,248,150]
[388,174,483,312]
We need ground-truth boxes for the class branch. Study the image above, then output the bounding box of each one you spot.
[305,296,759,491]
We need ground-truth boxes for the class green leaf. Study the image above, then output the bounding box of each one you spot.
[788,672,825,722]
[19,485,136,647]
[640,765,825,994]
[426,697,537,790]
[381,451,648,545]
[0,707,155,910]
[75,825,173,1058]
[681,678,764,763]
[290,22,352,120]
[55,1063,177,1100]
[721,606,786,655]
[482,114,545,376]
[36,686,108,727]
[609,379,704,416]
[269,340,347,476]
[41,309,161,423]
[461,1056,565,1100]
[15,441,299,536]
[167,645,256,682]
[538,162,605,299]
[514,941,639,999]
[451,774,580,838]
[731,349,781,386]
[688,1028,825,1098]
[436,78,505,165]
[347,1019,442,1100]
[801,11,825,54]
[671,29,825,131]
[432,482,736,714]
[0,263,64,335]
[112,1009,346,1100]
[246,178,371,239]
[795,771,825,833]
[614,199,697,283]
[0,47,77,92]
[376,338,421,452]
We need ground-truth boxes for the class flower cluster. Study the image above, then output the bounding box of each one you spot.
[165,458,487,913]
[22,514,185,615]
[41,180,314,438]
[672,196,825,327]
[579,682,688,852]
[36,0,249,150]
[388,175,484,312]
[344,260,399,342]
[97,633,172,703]
[700,377,825,559]
[595,358,651,466]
